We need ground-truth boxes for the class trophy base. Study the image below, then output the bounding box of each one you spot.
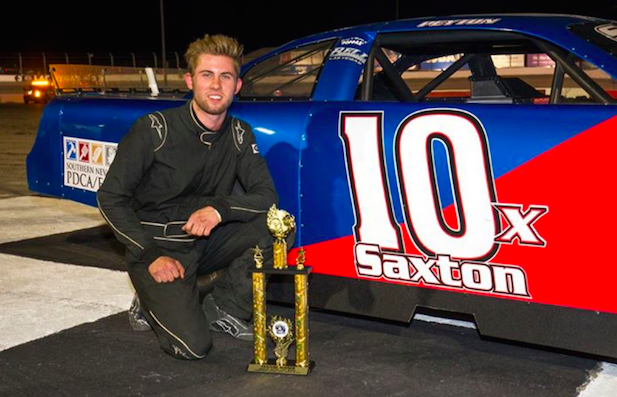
[247,359,315,375]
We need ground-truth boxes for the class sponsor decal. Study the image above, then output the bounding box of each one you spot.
[65,139,77,160]
[234,119,245,145]
[63,137,117,192]
[329,47,369,66]
[417,18,501,28]
[595,24,617,42]
[91,143,104,165]
[149,114,164,139]
[340,37,367,47]
[78,141,90,163]
[105,146,117,166]
[172,345,191,359]
[339,109,548,299]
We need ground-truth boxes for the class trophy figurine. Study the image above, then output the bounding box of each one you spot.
[247,205,314,375]
[267,204,296,269]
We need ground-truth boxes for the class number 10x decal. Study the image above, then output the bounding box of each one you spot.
[339,109,549,299]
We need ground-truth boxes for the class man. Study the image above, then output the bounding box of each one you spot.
[97,34,280,360]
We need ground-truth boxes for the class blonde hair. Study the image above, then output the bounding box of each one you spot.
[185,34,243,75]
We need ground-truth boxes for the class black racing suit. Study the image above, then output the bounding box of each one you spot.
[97,101,278,359]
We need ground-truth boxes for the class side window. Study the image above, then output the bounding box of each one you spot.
[240,40,336,100]
[397,53,471,101]
[360,31,615,105]
[562,59,617,101]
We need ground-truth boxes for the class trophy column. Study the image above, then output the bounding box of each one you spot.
[251,247,267,365]
[294,252,309,368]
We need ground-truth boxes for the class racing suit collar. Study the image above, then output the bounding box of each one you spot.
[187,100,231,135]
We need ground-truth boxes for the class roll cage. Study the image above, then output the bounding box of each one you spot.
[360,30,614,104]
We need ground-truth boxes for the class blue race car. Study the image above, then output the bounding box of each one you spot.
[27,14,617,358]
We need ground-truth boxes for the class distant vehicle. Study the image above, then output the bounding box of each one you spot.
[26,14,617,359]
[23,79,55,104]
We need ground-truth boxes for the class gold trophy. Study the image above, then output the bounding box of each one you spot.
[247,205,314,375]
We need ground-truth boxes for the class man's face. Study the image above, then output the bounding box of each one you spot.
[185,54,242,116]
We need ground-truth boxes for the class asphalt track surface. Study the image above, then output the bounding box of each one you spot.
[0,104,42,199]
[0,103,615,397]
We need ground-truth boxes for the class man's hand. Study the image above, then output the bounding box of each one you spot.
[149,256,185,283]
[183,206,221,236]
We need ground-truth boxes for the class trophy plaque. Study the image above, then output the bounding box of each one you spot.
[247,205,315,375]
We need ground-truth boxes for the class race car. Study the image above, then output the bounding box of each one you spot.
[27,14,617,359]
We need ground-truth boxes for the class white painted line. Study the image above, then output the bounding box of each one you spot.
[576,362,617,397]
[0,196,104,244]
[0,254,133,351]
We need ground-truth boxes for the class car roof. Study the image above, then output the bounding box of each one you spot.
[302,14,608,44]
[243,14,616,73]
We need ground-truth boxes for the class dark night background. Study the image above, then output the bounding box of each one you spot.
[1,1,616,57]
